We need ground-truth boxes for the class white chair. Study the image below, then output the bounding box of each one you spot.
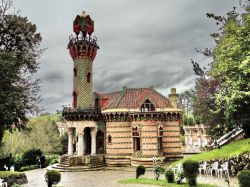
[0,178,7,187]
[209,161,219,177]
[219,161,229,178]
[172,163,182,174]
[199,161,207,175]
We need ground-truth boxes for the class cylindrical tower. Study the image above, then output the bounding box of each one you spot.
[68,11,99,109]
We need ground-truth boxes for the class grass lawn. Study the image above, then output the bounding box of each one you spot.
[118,178,218,187]
[172,138,250,166]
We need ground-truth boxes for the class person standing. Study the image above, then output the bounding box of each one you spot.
[40,154,46,168]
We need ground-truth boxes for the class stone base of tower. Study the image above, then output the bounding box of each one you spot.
[105,155,131,167]
[104,155,181,168]
[131,157,165,168]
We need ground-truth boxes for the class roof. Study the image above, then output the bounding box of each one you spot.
[96,87,172,110]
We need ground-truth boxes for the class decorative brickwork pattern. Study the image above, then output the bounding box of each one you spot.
[73,58,93,108]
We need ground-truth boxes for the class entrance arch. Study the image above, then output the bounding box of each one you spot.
[96,130,104,154]
[84,127,91,154]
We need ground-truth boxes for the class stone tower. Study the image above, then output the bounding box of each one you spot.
[68,11,99,109]
[168,88,179,109]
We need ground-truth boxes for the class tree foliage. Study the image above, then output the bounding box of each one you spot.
[0,0,42,143]
[1,119,63,155]
[192,1,250,137]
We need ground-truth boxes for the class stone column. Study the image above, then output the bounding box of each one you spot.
[67,128,74,155]
[185,136,188,145]
[91,129,97,155]
[77,132,84,156]
[198,136,201,147]
[189,136,193,145]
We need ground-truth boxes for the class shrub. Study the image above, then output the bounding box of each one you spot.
[19,165,38,172]
[153,166,165,180]
[45,170,61,187]
[237,170,250,187]
[22,148,43,166]
[10,184,21,187]
[136,165,146,179]
[11,154,23,171]
[0,171,28,186]
[183,160,199,186]
[153,167,160,180]
[0,154,12,171]
[176,171,185,184]
[157,166,166,174]
[165,169,174,183]
[45,155,59,166]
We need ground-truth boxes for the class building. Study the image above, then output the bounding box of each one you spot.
[60,11,182,168]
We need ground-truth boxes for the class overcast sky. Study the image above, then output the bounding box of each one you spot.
[13,0,238,113]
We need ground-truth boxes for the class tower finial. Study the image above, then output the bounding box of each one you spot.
[80,11,86,17]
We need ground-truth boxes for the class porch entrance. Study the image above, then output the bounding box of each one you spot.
[84,127,91,154]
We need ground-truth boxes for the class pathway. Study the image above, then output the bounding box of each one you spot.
[21,168,239,187]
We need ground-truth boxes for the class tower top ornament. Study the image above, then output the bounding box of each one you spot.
[73,11,94,37]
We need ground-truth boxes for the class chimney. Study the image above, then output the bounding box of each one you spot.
[168,88,179,109]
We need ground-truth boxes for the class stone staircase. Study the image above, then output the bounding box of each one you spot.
[211,127,245,148]
[47,155,105,172]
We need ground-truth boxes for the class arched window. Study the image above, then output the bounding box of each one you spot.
[95,98,99,110]
[73,67,77,77]
[141,99,155,112]
[158,125,163,137]
[87,72,91,83]
[132,127,140,151]
[158,125,163,151]
[108,135,112,144]
[73,91,77,109]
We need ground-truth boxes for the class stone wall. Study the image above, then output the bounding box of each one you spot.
[106,121,132,156]
[136,121,159,157]
[163,121,182,159]
[199,153,250,176]
[105,120,182,166]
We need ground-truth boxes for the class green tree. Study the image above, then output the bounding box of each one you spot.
[0,0,42,143]
[192,1,250,137]
[211,6,250,137]
[2,119,62,155]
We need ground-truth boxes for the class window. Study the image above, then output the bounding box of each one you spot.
[132,127,140,151]
[132,127,140,137]
[158,125,163,137]
[141,99,155,112]
[73,91,77,108]
[87,72,91,83]
[73,67,77,77]
[158,125,163,151]
[95,98,99,110]
[108,135,112,144]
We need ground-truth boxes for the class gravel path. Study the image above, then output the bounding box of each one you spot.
[21,168,239,187]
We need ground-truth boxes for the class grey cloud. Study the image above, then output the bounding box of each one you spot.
[14,0,238,112]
